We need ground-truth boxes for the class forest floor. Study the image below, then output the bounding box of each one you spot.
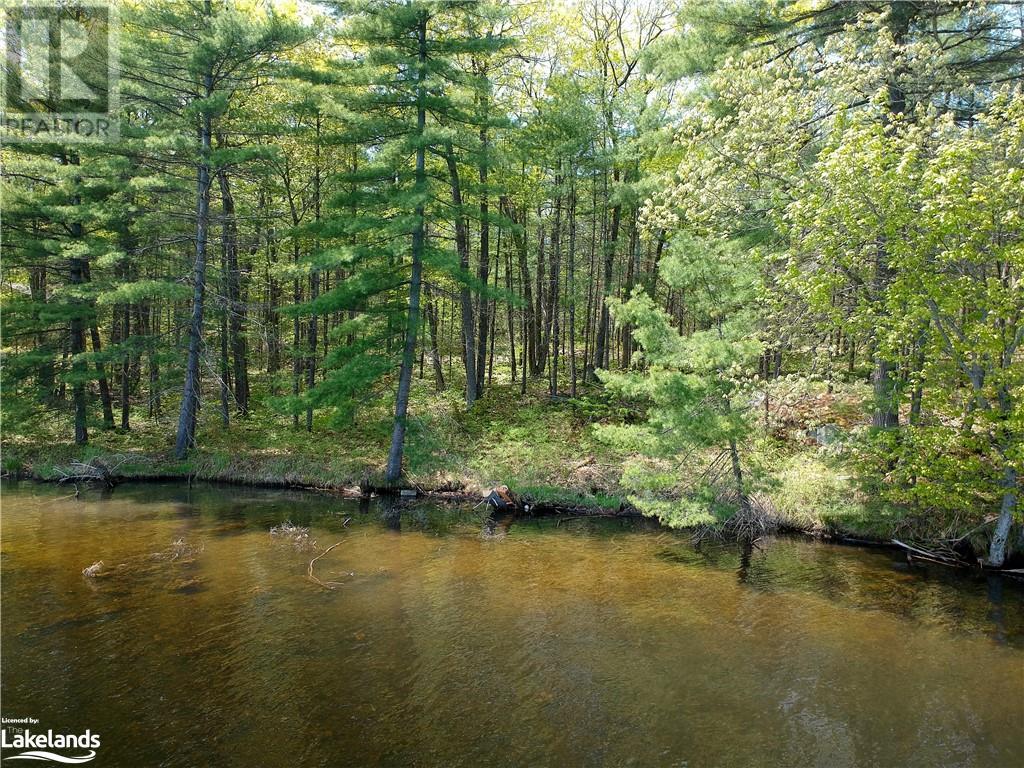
[2,377,904,542]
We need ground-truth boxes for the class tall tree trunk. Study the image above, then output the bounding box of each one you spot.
[502,228,517,382]
[474,99,491,398]
[306,113,322,431]
[446,146,476,406]
[594,167,621,374]
[567,170,578,396]
[385,12,427,485]
[266,228,281,380]
[121,296,131,430]
[547,172,563,395]
[217,166,249,417]
[80,260,114,429]
[174,28,213,459]
[424,283,445,391]
[69,255,88,445]
[871,3,915,430]
[503,196,535,381]
[534,223,547,375]
[89,324,115,429]
[292,252,302,429]
[65,151,88,444]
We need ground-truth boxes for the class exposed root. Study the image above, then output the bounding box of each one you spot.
[723,494,782,541]
[690,493,782,544]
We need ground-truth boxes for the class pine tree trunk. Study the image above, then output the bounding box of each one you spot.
[174,44,214,459]
[80,260,114,429]
[89,324,115,429]
[502,229,517,382]
[594,167,621,373]
[474,109,490,399]
[385,11,428,485]
[307,113,322,431]
[121,297,131,430]
[567,171,578,396]
[217,167,249,417]
[65,152,89,445]
[69,255,88,446]
[446,147,476,407]
[424,283,445,391]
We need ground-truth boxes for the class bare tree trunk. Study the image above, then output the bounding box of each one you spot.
[502,228,517,382]
[594,167,621,374]
[69,256,89,445]
[474,104,491,399]
[567,171,578,396]
[446,146,476,406]
[217,167,249,417]
[89,324,115,429]
[989,464,1017,567]
[425,283,445,391]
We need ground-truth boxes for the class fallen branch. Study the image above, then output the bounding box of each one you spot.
[892,538,961,564]
[308,540,346,589]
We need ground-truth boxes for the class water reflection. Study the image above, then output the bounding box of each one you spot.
[1,481,1022,768]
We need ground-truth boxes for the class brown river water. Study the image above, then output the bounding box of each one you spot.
[1,481,1022,767]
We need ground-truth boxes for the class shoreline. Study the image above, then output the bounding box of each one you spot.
[8,454,1024,578]
[1,447,888,544]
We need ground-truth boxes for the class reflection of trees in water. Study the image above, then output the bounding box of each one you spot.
[986,575,1007,645]
[379,496,401,530]
[674,535,1024,645]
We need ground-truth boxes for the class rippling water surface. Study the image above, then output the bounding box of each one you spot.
[2,482,1022,767]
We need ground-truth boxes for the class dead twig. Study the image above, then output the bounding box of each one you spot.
[308,540,347,590]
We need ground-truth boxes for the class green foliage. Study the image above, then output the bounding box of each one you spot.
[596,236,762,525]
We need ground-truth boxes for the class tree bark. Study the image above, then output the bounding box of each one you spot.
[174,27,213,459]
[446,146,476,406]
[474,96,491,398]
[594,167,621,373]
[385,11,427,484]
[425,283,445,391]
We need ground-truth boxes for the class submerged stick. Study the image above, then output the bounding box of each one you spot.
[308,540,346,589]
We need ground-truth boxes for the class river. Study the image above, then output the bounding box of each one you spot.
[1,482,1022,767]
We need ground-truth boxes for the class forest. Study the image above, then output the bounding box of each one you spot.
[2,0,1022,567]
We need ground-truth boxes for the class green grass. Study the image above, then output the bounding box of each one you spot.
[1,376,915,541]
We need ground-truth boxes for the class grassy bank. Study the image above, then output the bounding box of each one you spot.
[2,378,908,542]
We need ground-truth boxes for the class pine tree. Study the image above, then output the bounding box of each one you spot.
[597,235,762,526]
[291,0,506,483]
[121,0,305,458]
